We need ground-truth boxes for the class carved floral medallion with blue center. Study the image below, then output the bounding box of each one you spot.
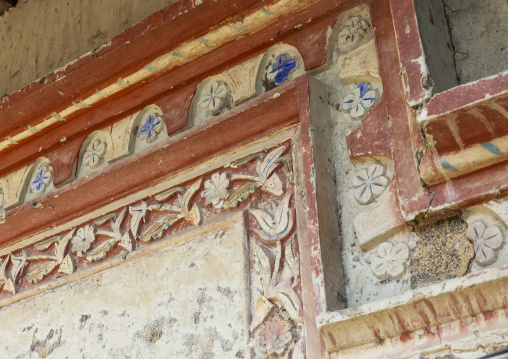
[342,83,377,118]
[138,113,163,143]
[30,166,51,193]
[270,54,296,85]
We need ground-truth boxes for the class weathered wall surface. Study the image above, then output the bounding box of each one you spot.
[0,0,178,97]
[415,0,508,92]
[1,0,508,357]
[0,219,247,358]
[444,0,508,84]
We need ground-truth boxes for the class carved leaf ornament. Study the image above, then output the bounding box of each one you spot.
[198,146,289,211]
[250,194,294,243]
[249,192,303,358]
[0,142,301,356]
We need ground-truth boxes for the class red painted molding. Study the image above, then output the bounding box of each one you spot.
[424,73,508,153]
[0,0,272,139]
[346,98,391,160]
[388,0,430,105]
[372,0,430,218]
[0,0,351,179]
[1,77,304,248]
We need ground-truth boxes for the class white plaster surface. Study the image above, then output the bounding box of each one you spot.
[0,219,248,358]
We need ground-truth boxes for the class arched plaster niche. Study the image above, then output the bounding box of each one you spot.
[329,4,381,87]
[76,130,113,178]
[23,157,55,204]
[189,75,233,126]
[131,104,168,154]
[255,44,305,95]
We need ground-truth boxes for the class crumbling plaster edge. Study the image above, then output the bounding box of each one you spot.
[317,264,508,350]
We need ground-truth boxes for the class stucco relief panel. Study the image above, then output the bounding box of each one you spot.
[0,139,305,358]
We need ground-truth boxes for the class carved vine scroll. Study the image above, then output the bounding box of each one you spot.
[0,140,303,358]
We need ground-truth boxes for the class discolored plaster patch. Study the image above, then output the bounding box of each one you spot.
[135,319,164,344]
[79,314,91,329]
[30,328,64,358]
[409,209,474,288]
[183,327,236,359]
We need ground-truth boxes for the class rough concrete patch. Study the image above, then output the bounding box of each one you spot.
[30,328,64,358]
[409,209,474,288]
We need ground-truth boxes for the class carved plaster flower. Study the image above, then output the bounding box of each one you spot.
[338,16,369,48]
[250,194,294,243]
[30,165,51,193]
[138,113,163,143]
[466,221,504,266]
[201,81,229,115]
[83,139,106,169]
[352,164,388,205]
[258,316,293,357]
[71,224,96,257]
[201,172,230,208]
[270,54,296,85]
[342,83,377,118]
[371,242,410,279]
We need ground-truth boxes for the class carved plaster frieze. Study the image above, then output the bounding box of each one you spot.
[0,141,304,358]
[0,0,320,154]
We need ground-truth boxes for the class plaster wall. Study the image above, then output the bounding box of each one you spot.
[0,0,178,97]
[0,218,248,358]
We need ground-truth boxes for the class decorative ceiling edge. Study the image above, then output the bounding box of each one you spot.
[0,0,327,154]
[0,77,308,249]
[0,0,353,181]
[318,264,508,353]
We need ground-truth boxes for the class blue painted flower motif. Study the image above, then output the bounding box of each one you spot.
[342,83,377,118]
[138,114,163,142]
[270,54,296,85]
[31,166,51,193]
